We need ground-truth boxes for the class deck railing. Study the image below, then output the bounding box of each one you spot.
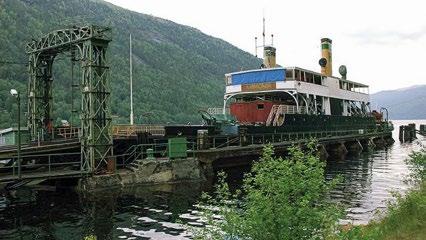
[112,124,165,137]
[207,107,230,115]
[0,152,83,183]
[54,127,80,139]
[116,142,196,167]
[189,128,381,150]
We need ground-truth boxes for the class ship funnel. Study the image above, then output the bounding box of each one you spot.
[320,38,332,76]
[263,46,276,68]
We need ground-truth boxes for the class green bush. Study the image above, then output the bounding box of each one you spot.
[407,149,426,184]
[195,142,342,240]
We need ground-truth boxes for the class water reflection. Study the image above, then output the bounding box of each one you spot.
[326,121,425,225]
[0,183,210,240]
[0,120,424,239]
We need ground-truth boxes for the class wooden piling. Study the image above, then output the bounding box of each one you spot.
[420,124,426,136]
[399,124,416,142]
[408,123,417,139]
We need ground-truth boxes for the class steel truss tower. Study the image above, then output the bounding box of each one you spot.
[26,26,113,173]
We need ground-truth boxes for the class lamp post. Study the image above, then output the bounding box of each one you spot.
[10,89,21,179]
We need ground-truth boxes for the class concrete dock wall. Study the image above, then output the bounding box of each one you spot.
[78,158,207,191]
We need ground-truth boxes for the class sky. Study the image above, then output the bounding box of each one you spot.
[104,0,426,93]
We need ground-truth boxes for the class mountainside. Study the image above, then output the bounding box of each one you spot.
[0,0,261,129]
[371,85,426,120]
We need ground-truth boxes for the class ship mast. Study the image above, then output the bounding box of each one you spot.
[254,15,276,68]
[129,34,134,125]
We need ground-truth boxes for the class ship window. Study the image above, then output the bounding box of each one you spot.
[305,72,314,83]
[257,104,264,110]
[225,75,232,85]
[285,69,294,79]
[295,70,301,81]
[314,74,322,85]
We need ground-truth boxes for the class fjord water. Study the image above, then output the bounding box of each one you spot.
[0,120,424,240]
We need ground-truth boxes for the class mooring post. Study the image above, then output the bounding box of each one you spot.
[399,124,415,142]
[399,125,404,142]
[408,123,416,139]
[420,124,426,135]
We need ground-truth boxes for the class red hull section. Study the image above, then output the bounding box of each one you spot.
[230,101,278,124]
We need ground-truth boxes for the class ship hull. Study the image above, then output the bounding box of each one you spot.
[238,114,378,134]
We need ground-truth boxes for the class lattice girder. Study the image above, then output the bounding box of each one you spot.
[79,39,112,173]
[26,26,113,173]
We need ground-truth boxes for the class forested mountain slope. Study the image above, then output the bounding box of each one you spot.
[0,0,261,128]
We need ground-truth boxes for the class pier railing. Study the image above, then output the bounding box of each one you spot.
[54,127,80,139]
[0,152,83,183]
[207,107,230,115]
[112,124,165,138]
[116,141,196,167]
[111,127,391,167]
[191,128,383,150]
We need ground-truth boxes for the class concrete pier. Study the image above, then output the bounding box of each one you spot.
[326,142,348,160]
[77,158,207,191]
[0,128,395,190]
[317,144,329,161]
[373,137,387,149]
[359,139,373,152]
[345,140,363,155]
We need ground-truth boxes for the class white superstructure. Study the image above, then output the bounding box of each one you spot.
[223,66,370,117]
[219,36,372,119]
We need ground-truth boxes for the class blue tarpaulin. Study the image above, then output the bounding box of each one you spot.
[230,68,285,85]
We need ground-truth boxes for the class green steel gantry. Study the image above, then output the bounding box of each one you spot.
[25,25,113,173]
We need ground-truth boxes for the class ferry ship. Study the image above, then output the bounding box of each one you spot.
[202,37,390,135]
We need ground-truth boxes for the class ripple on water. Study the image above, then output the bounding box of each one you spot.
[327,121,425,224]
